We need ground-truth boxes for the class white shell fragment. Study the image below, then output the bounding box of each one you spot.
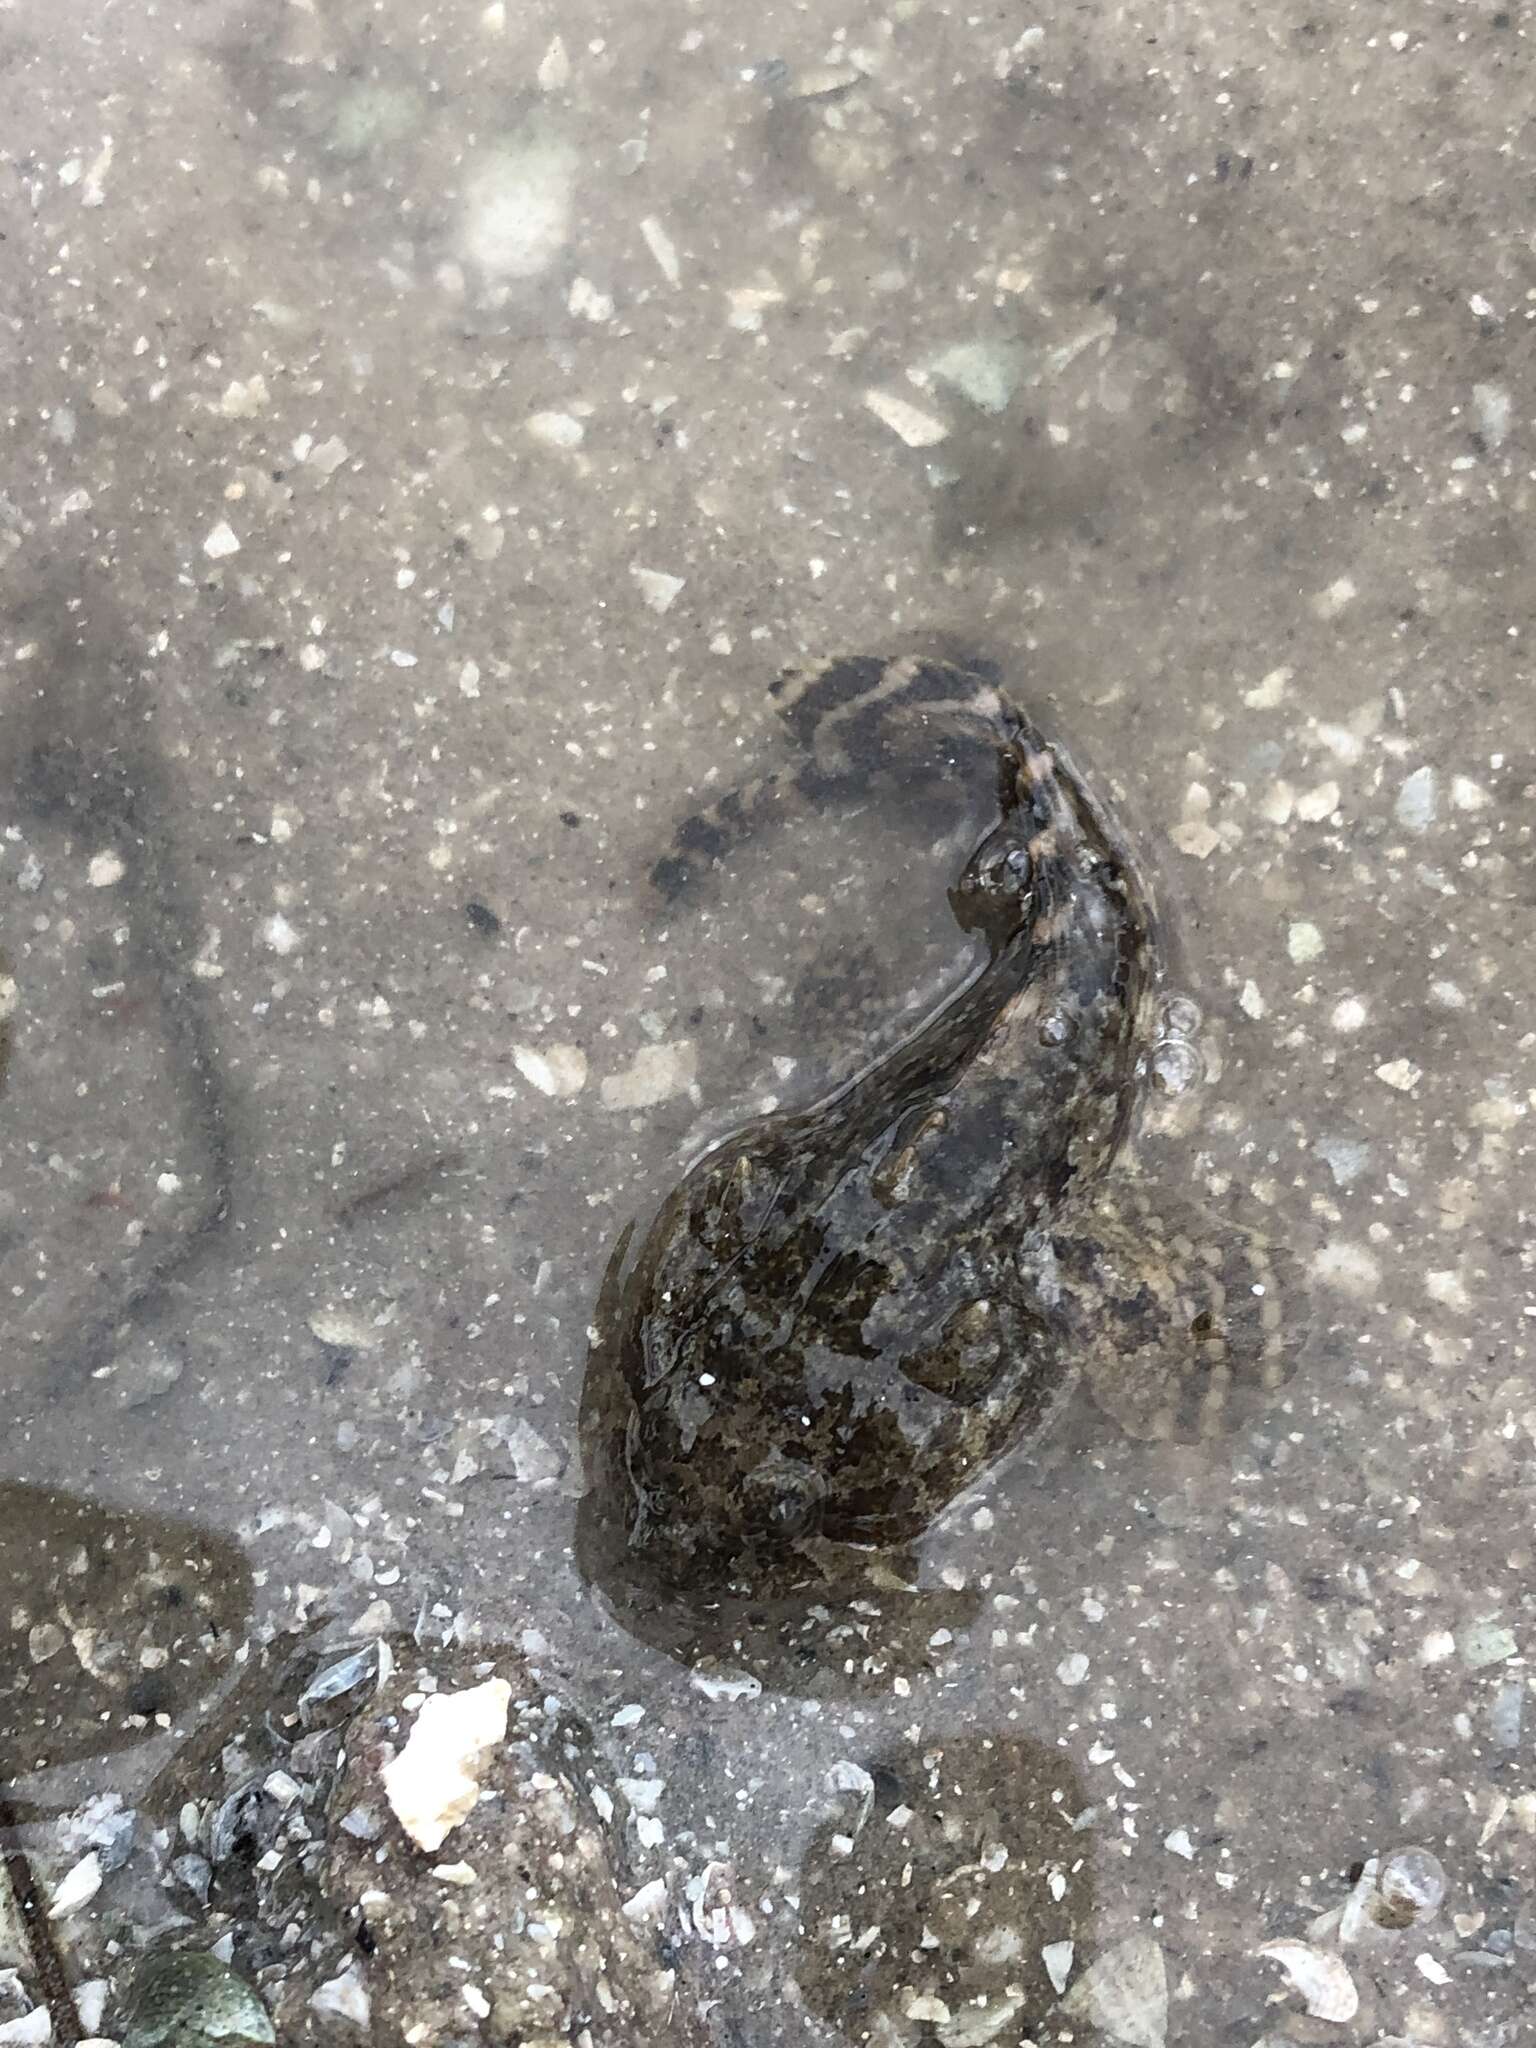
[926,339,1028,414]
[501,1418,564,1485]
[639,215,681,286]
[689,1666,762,1703]
[203,521,241,559]
[1472,381,1511,449]
[630,566,685,614]
[49,1850,102,1918]
[381,1677,511,1853]
[1257,1939,1360,2022]
[862,386,949,447]
[309,1963,371,2030]
[1042,1939,1075,1993]
[936,1990,1028,2045]
[1375,1058,1421,1093]
[536,34,570,90]
[685,1860,755,1947]
[1394,765,1438,832]
[1060,1934,1168,2048]
[526,410,585,450]
[308,1310,384,1353]
[600,1040,697,1109]
[512,1042,588,1098]
[87,850,125,888]
[621,1877,668,1923]
[0,2011,53,2046]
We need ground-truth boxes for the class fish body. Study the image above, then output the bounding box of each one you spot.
[608,663,1160,1573]
[591,656,1305,1588]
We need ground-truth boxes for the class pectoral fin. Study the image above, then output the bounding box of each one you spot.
[1053,1181,1307,1443]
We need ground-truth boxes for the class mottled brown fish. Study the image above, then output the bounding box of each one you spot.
[588,657,1302,1588]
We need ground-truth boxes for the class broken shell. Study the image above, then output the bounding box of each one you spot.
[298,1637,394,1728]
[689,1663,763,1704]
[206,1781,267,1866]
[1042,1938,1075,1994]
[826,1759,876,1836]
[381,1674,511,1853]
[1257,1939,1359,2022]
[309,1962,371,2030]
[684,1860,756,1947]
[49,1850,102,1918]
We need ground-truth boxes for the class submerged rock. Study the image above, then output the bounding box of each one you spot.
[1060,1933,1168,2048]
[119,1952,274,2048]
[315,1651,712,2046]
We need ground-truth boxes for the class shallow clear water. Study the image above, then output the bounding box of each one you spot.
[2,2,1533,2043]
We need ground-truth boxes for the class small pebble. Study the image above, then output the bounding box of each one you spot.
[527,410,585,449]
[1295,781,1340,822]
[1375,1058,1421,1092]
[1312,576,1357,619]
[630,567,685,614]
[309,1964,371,2029]
[203,521,241,559]
[1459,1619,1517,1668]
[1310,1241,1380,1295]
[1394,765,1438,832]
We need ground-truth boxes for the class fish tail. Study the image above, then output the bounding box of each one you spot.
[773,654,1005,776]
[649,771,788,900]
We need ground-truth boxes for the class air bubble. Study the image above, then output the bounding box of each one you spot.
[1373,1846,1446,1929]
[1150,1038,1204,1095]
[1159,992,1202,1040]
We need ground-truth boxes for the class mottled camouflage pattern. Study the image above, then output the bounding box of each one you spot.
[597,659,1303,1586]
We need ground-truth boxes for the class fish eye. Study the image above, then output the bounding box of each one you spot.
[743,1456,826,1540]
